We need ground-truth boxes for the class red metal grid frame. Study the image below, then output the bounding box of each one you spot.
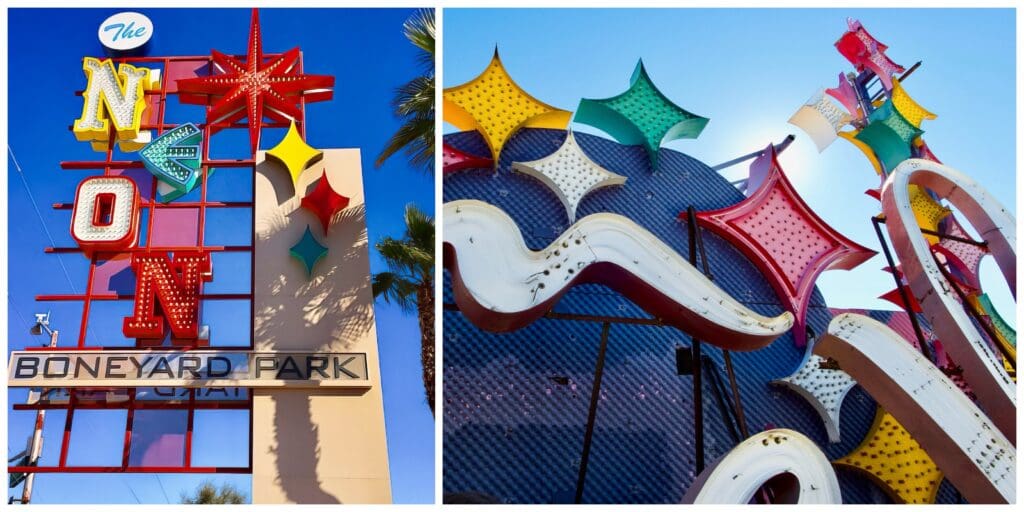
[11,52,310,475]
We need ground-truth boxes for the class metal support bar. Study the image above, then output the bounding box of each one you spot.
[722,352,749,438]
[703,356,740,444]
[685,206,706,474]
[710,135,795,171]
[19,328,59,504]
[869,61,922,104]
[686,206,751,442]
[871,216,935,361]
[574,321,611,504]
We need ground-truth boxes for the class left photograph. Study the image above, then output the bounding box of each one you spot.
[6,8,435,505]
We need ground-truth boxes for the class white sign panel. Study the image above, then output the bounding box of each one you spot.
[98,12,153,52]
[8,350,369,389]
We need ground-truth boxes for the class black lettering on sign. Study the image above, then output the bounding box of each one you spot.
[128,356,148,378]
[149,356,174,378]
[334,356,358,378]
[276,356,303,380]
[74,357,100,378]
[206,356,231,378]
[106,356,128,378]
[307,356,329,378]
[15,357,39,379]
[255,356,277,378]
[179,356,201,378]
[43,356,70,378]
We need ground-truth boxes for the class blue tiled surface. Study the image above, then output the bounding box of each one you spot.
[442,128,961,504]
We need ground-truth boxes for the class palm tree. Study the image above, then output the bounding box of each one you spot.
[181,481,247,504]
[372,204,435,414]
[375,8,435,173]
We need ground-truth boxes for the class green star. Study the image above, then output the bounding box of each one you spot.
[289,225,328,279]
[575,59,709,168]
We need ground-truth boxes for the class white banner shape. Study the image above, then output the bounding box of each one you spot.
[816,313,1015,504]
[682,429,842,504]
[882,158,1016,442]
[444,200,793,350]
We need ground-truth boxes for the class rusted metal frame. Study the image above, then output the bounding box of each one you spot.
[871,216,935,361]
[686,206,706,474]
[573,321,611,504]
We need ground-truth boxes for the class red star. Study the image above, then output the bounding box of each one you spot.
[443,143,493,175]
[301,171,350,234]
[681,145,876,347]
[176,9,334,154]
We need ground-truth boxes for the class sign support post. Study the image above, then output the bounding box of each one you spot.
[19,328,58,505]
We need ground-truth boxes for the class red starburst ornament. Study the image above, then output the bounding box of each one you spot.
[301,172,350,234]
[176,8,334,154]
[443,143,494,175]
[682,145,876,348]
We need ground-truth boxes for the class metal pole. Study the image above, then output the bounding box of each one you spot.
[689,207,750,440]
[871,216,934,361]
[686,207,706,474]
[710,135,795,171]
[574,321,611,504]
[21,329,58,504]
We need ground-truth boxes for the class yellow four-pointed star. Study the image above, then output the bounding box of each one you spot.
[266,121,323,191]
[444,49,571,166]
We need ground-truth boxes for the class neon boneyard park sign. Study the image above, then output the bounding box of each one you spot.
[442,20,1014,504]
[9,351,368,387]
[8,9,357,394]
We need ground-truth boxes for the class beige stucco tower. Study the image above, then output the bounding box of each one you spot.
[250,148,392,503]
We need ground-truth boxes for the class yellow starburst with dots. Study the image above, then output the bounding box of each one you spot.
[266,121,324,192]
[834,408,944,504]
[908,184,952,244]
[891,78,937,128]
[443,49,571,167]
[73,57,160,152]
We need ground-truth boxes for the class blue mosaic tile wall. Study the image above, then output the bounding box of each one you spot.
[442,128,961,504]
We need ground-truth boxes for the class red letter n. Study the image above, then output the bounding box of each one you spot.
[123,252,212,341]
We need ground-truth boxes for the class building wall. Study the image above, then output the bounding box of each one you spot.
[251,148,392,504]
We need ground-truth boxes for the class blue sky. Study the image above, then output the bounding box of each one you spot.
[7,8,433,504]
[444,8,1016,325]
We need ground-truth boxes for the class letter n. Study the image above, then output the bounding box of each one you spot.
[123,252,212,340]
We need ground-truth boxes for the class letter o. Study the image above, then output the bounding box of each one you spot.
[70,176,140,256]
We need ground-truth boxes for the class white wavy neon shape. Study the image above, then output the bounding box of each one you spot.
[443,200,794,350]
[681,429,842,504]
[816,313,1015,504]
[882,159,1016,442]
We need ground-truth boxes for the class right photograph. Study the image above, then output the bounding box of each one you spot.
[441,8,1015,507]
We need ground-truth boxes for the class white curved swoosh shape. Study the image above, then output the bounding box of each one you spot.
[443,200,794,351]
[816,313,1015,504]
[682,429,842,504]
[882,159,1016,442]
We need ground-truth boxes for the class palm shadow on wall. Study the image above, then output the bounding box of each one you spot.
[253,157,376,503]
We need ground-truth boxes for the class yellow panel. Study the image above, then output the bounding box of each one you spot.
[834,408,943,504]
[443,50,570,165]
[891,78,937,128]
[838,130,883,176]
[908,184,952,244]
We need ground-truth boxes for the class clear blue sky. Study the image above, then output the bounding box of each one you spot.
[7,8,433,504]
[444,8,1016,325]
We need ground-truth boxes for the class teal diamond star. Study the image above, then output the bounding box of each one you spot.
[289,225,328,279]
[575,59,709,168]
